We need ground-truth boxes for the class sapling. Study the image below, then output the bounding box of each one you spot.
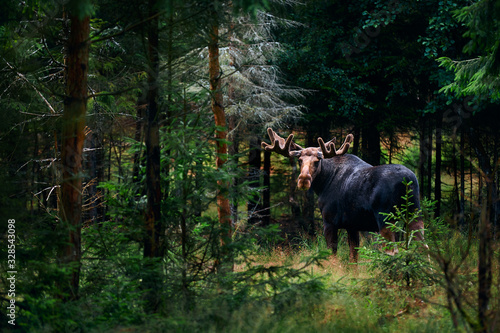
[359,180,433,288]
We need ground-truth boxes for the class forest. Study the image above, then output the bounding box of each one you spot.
[1,0,499,332]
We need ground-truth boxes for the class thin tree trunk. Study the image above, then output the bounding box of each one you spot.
[426,117,433,200]
[452,137,461,225]
[248,136,262,224]
[352,127,360,156]
[494,132,499,237]
[144,0,162,259]
[435,113,442,216]
[85,126,97,223]
[31,124,38,216]
[228,117,239,224]
[468,128,493,331]
[388,132,393,164]
[419,115,426,199]
[142,0,162,314]
[460,127,465,229]
[59,4,90,300]
[262,150,271,226]
[362,124,381,166]
[208,15,232,253]
[132,96,146,183]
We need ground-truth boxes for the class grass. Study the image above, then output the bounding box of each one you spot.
[225,232,493,333]
[11,224,497,333]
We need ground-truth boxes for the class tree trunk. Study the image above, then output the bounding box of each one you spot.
[248,136,262,224]
[262,150,271,226]
[468,128,494,332]
[361,124,381,166]
[426,117,433,200]
[460,127,465,229]
[352,126,360,156]
[132,96,146,183]
[419,115,427,199]
[209,15,232,252]
[142,0,163,314]
[452,137,461,225]
[144,0,162,259]
[59,4,90,301]
[435,113,442,216]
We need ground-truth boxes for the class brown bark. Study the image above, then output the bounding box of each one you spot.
[209,19,232,248]
[59,10,90,301]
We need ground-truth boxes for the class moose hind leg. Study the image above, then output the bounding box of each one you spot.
[380,226,398,255]
[347,230,360,262]
[409,218,429,250]
[324,223,338,255]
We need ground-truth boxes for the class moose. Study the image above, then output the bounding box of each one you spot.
[262,128,425,262]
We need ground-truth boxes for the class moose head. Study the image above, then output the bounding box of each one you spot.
[261,128,354,190]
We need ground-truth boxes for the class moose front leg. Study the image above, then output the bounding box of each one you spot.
[324,223,338,255]
[347,229,360,262]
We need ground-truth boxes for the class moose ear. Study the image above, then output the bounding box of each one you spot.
[290,150,302,157]
[317,152,323,159]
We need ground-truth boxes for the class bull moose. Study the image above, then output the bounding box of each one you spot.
[261,128,425,262]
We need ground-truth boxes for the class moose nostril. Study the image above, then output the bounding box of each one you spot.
[298,174,312,182]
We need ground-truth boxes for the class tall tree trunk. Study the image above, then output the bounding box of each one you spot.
[467,128,494,331]
[460,126,466,228]
[419,115,427,199]
[228,117,239,224]
[262,150,271,226]
[435,113,442,216]
[388,132,393,164]
[426,117,433,200]
[494,132,499,236]
[248,136,262,224]
[132,96,146,183]
[144,0,162,259]
[59,3,90,301]
[142,0,162,314]
[452,137,461,225]
[352,126,360,156]
[361,124,381,166]
[209,15,232,252]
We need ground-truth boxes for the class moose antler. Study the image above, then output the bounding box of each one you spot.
[261,128,302,157]
[318,134,354,158]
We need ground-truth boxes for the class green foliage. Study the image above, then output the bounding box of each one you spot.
[438,0,500,99]
[359,181,435,288]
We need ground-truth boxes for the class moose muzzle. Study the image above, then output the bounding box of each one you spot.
[297,165,313,190]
